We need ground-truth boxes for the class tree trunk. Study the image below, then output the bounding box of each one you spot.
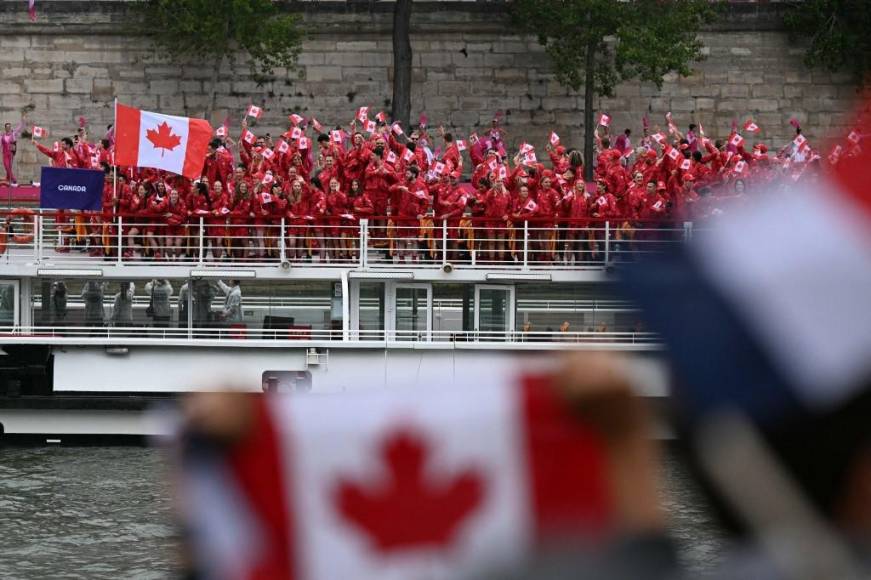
[206,54,223,123]
[392,0,413,127]
[583,41,596,183]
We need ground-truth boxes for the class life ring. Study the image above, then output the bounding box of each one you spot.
[9,208,35,247]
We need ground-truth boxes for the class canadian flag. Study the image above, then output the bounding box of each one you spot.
[523,198,538,212]
[375,111,387,123]
[215,125,227,138]
[331,130,344,144]
[730,133,745,149]
[391,123,403,136]
[650,133,665,144]
[289,113,305,126]
[298,137,310,150]
[549,132,560,146]
[262,171,274,185]
[794,134,808,150]
[667,147,680,161]
[519,143,534,155]
[311,118,323,133]
[743,120,761,133]
[680,158,692,171]
[277,140,290,154]
[261,192,273,204]
[456,140,467,152]
[469,133,479,145]
[261,148,275,160]
[246,105,263,119]
[413,189,429,200]
[524,152,537,164]
[734,160,747,174]
[847,130,861,145]
[242,130,257,145]
[386,150,398,164]
[356,107,369,122]
[290,127,303,140]
[178,378,609,580]
[402,149,415,162]
[115,102,213,180]
[32,126,46,138]
[365,120,377,134]
[497,166,508,180]
[598,113,611,127]
[434,161,446,175]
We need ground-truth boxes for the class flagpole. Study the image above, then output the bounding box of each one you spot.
[112,98,118,217]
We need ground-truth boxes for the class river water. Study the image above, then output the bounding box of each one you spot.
[0,447,725,579]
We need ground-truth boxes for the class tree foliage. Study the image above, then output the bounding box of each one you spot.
[141,0,304,116]
[784,0,871,84]
[510,0,716,179]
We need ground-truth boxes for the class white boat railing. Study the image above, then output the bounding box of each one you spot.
[1,213,692,271]
[0,325,660,347]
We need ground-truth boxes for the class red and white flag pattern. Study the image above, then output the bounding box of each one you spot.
[31,125,46,138]
[178,377,610,580]
[114,102,213,180]
[246,105,263,119]
[743,119,761,133]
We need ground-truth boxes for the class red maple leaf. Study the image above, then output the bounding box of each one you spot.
[145,121,182,157]
[334,428,485,552]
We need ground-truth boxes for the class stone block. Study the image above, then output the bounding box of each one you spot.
[420,52,452,68]
[720,85,750,98]
[751,84,784,99]
[24,79,64,93]
[149,80,179,94]
[452,53,485,67]
[65,78,92,94]
[335,41,380,52]
[0,81,22,94]
[306,66,343,82]
[541,96,578,111]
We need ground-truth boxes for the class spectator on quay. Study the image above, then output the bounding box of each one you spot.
[81,280,105,332]
[110,281,135,330]
[216,279,242,325]
[145,278,174,329]
[2,114,26,185]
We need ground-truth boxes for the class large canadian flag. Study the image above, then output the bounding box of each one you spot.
[114,102,212,179]
[179,376,611,580]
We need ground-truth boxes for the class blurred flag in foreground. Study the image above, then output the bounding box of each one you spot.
[177,376,610,580]
[622,105,871,424]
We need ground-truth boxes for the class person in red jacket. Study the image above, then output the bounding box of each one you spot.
[363,147,395,249]
[389,166,429,263]
[164,188,188,260]
[263,182,287,260]
[205,180,231,261]
[285,179,307,262]
[561,179,591,264]
[483,180,512,263]
[33,136,81,168]
[119,182,146,258]
[228,182,253,259]
[509,184,538,262]
[324,176,351,262]
[534,174,561,262]
[144,182,170,259]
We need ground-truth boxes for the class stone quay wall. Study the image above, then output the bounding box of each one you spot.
[0,0,858,182]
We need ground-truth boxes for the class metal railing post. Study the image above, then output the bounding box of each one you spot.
[684,221,693,242]
[522,220,529,269]
[116,217,123,265]
[36,214,43,262]
[604,221,610,265]
[198,217,205,264]
[441,220,448,267]
[279,218,286,263]
[32,215,39,261]
[360,219,368,269]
